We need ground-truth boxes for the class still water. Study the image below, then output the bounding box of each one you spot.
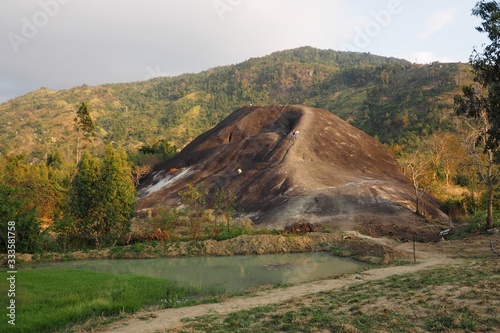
[36,253,365,293]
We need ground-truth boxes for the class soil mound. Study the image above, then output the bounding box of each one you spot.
[137,105,449,240]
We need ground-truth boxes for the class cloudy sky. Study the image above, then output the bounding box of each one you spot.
[0,0,490,104]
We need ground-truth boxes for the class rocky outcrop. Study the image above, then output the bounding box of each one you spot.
[137,105,449,239]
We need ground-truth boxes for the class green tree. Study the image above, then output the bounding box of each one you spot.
[469,1,500,150]
[138,139,177,159]
[46,149,64,169]
[69,152,103,244]
[455,93,498,229]
[0,186,42,253]
[214,188,237,235]
[69,146,135,246]
[454,0,500,230]
[100,145,136,240]
[0,156,43,253]
[179,184,208,240]
[74,102,96,163]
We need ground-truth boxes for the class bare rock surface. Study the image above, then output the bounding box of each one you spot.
[137,105,449,240]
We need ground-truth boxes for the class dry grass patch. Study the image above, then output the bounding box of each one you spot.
[176,259,500,333]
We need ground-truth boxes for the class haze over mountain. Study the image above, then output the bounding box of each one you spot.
[137,105,449,240]
[0,47,473,161]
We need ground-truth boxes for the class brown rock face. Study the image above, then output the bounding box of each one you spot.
[137,105,449,239]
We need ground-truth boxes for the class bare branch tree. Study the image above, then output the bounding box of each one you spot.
[132,164,153,186]
[399,148,433,217]
[458,111,498,229]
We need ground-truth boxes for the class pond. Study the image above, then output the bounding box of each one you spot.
[34,252,366,294]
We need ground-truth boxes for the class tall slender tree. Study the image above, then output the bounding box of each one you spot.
[100,145,136,239]
[69,152,103,243]
[454,0,500,230]
[74,102,96,163]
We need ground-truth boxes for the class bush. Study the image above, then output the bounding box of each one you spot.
[0,209,42,254]
[441,198,468,217]
[450,210,499,238]
[215,225,248,240]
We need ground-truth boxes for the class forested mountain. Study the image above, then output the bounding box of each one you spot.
[0,46,473,160]
[0,46,491,254]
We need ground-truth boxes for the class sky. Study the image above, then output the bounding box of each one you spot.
[0,0,491,104]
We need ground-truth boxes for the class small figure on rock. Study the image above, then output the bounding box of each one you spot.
[290,129,300,140]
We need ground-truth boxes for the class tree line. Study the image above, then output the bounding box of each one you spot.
[0,103,139,252]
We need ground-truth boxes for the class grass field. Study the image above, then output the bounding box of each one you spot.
[0,267,221,333]
[177,259,500,333]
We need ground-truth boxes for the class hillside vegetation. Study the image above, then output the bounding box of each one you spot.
[0,46,473,160]
[2,46,493,254]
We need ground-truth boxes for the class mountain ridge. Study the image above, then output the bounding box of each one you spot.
[0,46,472,160]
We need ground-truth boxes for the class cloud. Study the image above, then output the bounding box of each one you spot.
[0,0,352,97]
[418,9,455,40]
[0,0,487,103]
[397,51,453,64]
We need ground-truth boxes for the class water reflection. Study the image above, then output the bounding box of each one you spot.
[35,253,365,293]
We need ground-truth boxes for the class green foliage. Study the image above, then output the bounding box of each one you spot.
[50,215,79,252]
[74,102,96,141]
[138,138,177,159]
[73,102,97,163]
[151,207,178,235]
[179,184,208,214]
[0,47,474,163]
[12,210,42,253]
[176,185,241,241]
[214,224,248,241]
[179,184,209,241]
[100,146,136,238]
[0,182,41,254]
[69,153,102,232]
[68,145,136,246]
[453,174,470,187]
[453,1,500,230]
[465,210,499,232]
[128,138,178,181]
[0,206,41,254]
[0,155,69,253]
[0,268,213,333]
[214,188,237,219]
[470,1,500,156]
[213,188,237,238]
[46,149,64,169]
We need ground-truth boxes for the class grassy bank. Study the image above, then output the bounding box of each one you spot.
[10,233,409,265]
[0,268,221,333]
[178,259,500,333]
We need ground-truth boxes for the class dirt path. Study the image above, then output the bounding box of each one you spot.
[98,252,453,333]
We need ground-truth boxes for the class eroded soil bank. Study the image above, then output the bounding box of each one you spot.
[11,233,412,265]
